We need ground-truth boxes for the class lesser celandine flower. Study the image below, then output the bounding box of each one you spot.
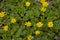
[27,35,33,40]
[25,1,30,7]
[36,22,43,27]
[35,30,41,36]
[25,21,31,27]
[40,0,45,3]
[42,1,49,7]
[11,17,16,23]
[48,21,54,27]
[40,7,46,12]
[3,25,8,31]
[0,11,5,17]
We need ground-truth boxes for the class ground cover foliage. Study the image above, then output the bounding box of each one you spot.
[0,0,60,40]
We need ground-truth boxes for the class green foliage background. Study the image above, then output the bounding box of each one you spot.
[0,0,60,40]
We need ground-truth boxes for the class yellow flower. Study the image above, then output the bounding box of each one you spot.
[35,30,40,36]
[11,17,16,23]
[25,21,31,27]
[42,1,49,7]
[48,21,54,27]
[40,7,46,12]
[0,12,5,17]
[25,2,30,7]
[36,22,43,27]
[40,0,45,3]
[27,35,33,40]
[3,25,8,31]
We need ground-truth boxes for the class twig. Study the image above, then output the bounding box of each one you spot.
[0,13,14,27]
[0,0,4,9]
